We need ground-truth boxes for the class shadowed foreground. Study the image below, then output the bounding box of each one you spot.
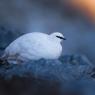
[0,55,95,95]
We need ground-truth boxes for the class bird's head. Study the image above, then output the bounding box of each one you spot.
[50,32,66,43]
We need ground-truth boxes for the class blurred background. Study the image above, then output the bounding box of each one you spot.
[0,0,95,63]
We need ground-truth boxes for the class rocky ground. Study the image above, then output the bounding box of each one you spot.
[0,54,95,95]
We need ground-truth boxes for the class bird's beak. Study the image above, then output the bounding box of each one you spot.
[63,38,66,40]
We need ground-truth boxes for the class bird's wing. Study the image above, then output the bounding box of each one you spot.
[17,34,50,59]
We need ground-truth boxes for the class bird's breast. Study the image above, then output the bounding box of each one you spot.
[42,42,62,59]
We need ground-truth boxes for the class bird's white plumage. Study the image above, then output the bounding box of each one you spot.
[3,32,64,64]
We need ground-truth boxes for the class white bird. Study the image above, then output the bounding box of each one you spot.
[2,32,66,64]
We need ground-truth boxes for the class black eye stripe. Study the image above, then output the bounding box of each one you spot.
[56,36,66,40]
[56,36,64,39]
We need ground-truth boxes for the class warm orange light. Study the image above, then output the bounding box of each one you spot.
[68,0,95,21]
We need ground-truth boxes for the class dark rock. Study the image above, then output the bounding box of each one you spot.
[0,76,60,95]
